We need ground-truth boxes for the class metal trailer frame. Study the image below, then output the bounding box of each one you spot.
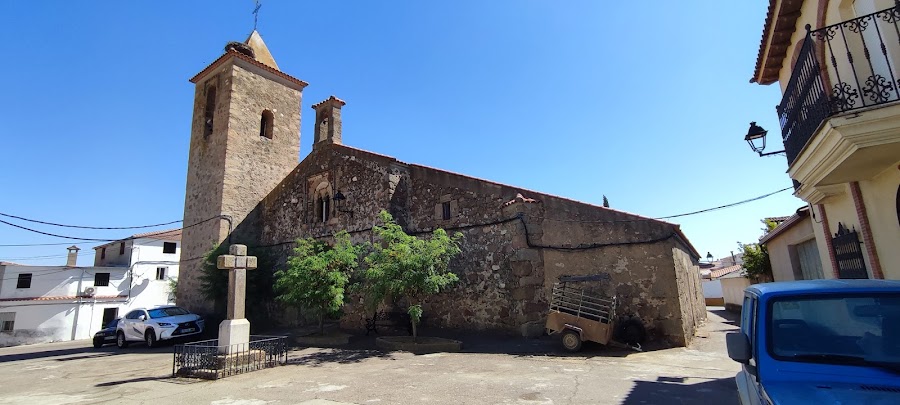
[545,282,617,352]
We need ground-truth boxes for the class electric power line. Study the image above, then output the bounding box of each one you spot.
[0,219,116,242]
[0,186,790,248]
[656,187,792,220]
[0,242,93,247]
[0,212,181,230]
[0,215,227,246]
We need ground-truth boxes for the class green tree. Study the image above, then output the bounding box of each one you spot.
[762,218,779,234]
[167,277,178,301]
[274,231,361,335]
[199,243,229,302]
[199,243,276,327]
[602,195,609,208]
[738,242,772,283]
[364,210,463,341]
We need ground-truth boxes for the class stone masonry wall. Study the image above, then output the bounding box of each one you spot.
[251,143,704,345]
[671,242,707,345]
[179,67,232,314]
[179,59,302,315]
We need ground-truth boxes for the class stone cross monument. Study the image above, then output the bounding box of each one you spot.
[216,244,257,353]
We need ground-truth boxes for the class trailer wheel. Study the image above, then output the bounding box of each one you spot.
[561,330,582,352]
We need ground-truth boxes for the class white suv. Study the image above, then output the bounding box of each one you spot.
[116,306,205,348]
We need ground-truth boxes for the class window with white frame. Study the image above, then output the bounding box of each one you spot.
[156,267,167,280]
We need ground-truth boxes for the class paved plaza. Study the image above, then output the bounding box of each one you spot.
[0,309,740,404]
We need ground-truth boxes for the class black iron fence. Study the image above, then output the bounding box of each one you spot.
[778,4,900,165]
[832,223,869,279]
[173,335,287,380]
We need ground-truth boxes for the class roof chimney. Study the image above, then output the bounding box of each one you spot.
[312,96,346,149]
[66,245,80,267]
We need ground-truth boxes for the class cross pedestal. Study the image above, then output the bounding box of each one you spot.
[216,244,257,353]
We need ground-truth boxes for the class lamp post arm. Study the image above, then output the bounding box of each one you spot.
[758,150,786,157]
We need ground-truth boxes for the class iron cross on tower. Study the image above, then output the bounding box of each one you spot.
[252,0,262,31]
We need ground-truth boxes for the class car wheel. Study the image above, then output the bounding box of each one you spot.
[145,329,157,348]
[92,338,103,348]
[561,330,582,352]
[116,331,129,349]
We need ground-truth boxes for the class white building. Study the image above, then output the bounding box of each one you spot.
[0,229,181,346]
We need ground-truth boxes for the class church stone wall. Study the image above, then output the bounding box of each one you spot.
[179,60,302,315]
[253,144,705,345]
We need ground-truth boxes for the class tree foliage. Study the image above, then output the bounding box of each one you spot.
[762,218,779,234]
[198,243,276,327]
[739,242,772,283]
[363,210,463,340]
[274,230,361,334]
[602,195,609,208]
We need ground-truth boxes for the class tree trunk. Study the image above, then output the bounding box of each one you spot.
[411,318,417,343]
[319,312,324,335]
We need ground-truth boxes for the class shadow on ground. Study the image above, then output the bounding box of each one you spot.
[286,348,394,367]
[94,375,190,387]
[283,324,656,363]
[623,376,738,404]
[0,344,172,363]
[709,308,741,327]
[274,308,740,364]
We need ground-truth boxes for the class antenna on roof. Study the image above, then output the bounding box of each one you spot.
[252,0,262,31]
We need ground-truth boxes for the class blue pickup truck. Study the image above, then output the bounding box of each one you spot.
[726,279,900,404]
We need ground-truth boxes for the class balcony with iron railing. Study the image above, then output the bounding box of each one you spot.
[778,4,900,166]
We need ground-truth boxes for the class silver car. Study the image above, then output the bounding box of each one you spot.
[116,306,205,348]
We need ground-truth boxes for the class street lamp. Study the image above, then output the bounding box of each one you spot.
[332,190,354,218]
[744,122,785,157]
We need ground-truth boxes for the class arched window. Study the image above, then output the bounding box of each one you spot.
[318,195,330,223]
[260,110,274,139]
[204,86,216,138]
[311,181,332,223]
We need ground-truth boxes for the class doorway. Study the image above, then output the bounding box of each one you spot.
[101,307,118,327]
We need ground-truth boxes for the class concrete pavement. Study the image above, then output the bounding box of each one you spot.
[0,308,741,404]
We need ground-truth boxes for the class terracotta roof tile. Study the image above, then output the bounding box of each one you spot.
[189,49,308,89]
[94,228,182,250]
[502,193,541,207]
[312,96,346,109]
[130,228,182,241]
[760,206,810,245]
[752,0,804,84]
[710,265,743,279]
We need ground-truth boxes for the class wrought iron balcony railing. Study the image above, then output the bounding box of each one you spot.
[777,4,900,165]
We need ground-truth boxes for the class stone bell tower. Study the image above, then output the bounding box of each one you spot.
[178,31,307,314]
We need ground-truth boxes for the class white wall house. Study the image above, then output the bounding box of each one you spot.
[0,229,181,347]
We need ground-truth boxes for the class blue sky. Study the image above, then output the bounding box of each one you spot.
[0,1,801,266]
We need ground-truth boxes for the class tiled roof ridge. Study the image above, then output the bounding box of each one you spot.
[189,49,308,89]
[130,228,182,239]
[710,264,744,279]
[312,95,346,109]
[752,0,779,83]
